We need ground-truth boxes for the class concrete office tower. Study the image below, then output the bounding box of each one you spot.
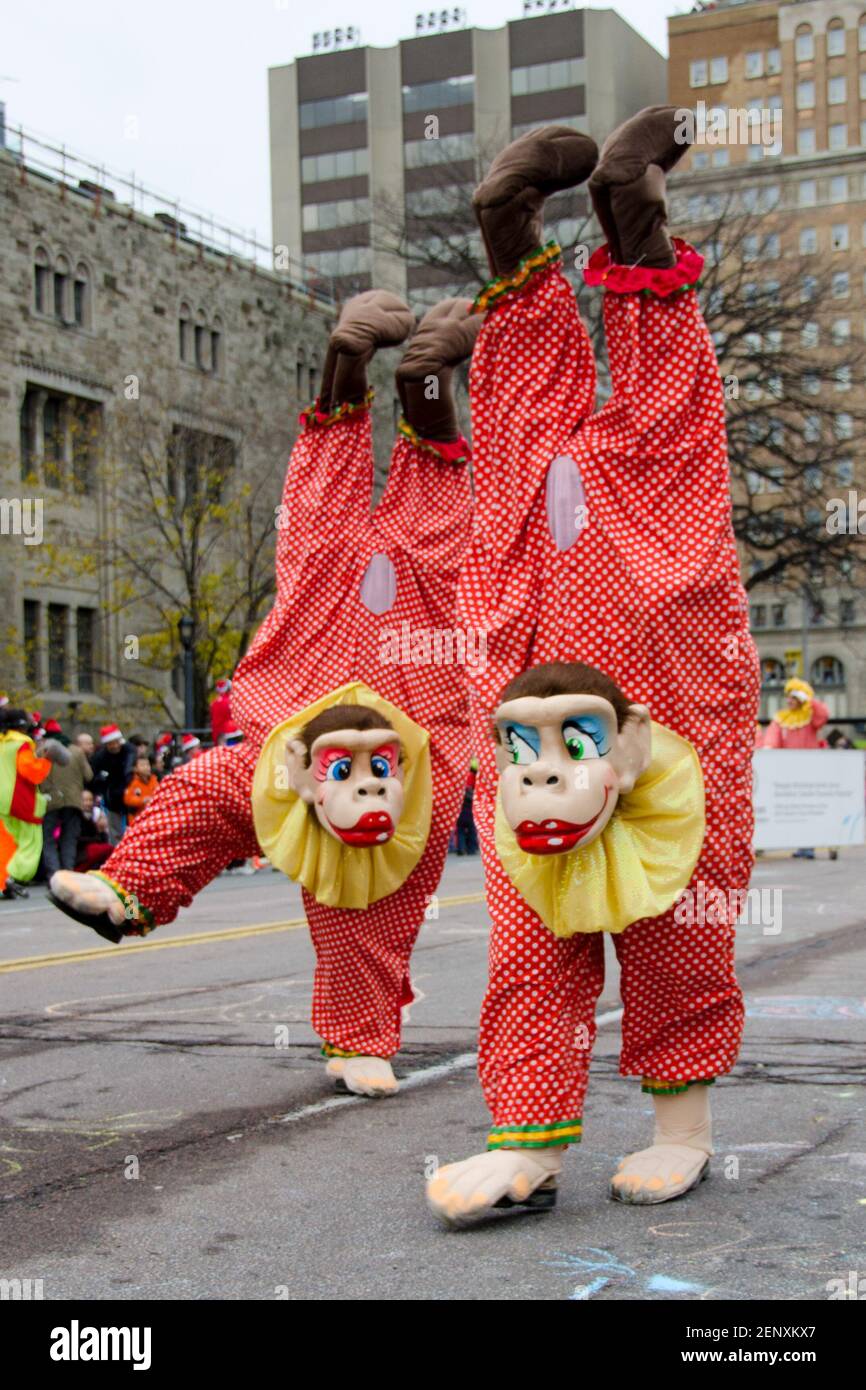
[669,0,866,722]
[269,8,666,306]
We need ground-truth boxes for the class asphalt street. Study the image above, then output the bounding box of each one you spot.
[1,849,864,1302]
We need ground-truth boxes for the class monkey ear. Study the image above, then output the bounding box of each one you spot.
[614,705,652,794]
[285,738,315,803]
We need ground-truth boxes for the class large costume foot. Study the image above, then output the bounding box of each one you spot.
[473,125,598,277]
[426,1147,562,1227]
[318,289,414,411]
[395,298,480,442]
[325,1055,399,1098]
[588,105,691,269]
[610,1084,713,1205]
[48,870,126,944]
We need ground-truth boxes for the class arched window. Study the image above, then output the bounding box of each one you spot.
[811,655,845,688]
[179,302,191,362]
[795,24,814,62]
[53,254,70,323]
[761,657,785,687]
[194,309,208,370]
[34,246,51,314]
[73,262,90,328]
[826,19,846,57]
[210,314,223,375]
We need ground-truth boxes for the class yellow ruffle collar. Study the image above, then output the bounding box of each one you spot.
[251,681,432,910]
[773,702,812,730]
[494,721,705,937]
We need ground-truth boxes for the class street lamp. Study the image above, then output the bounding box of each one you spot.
[177,615,195,730]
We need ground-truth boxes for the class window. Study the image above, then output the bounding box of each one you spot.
[829,123,848,151]
[745,51,763,79]
[210,316,222,376]
[750,604,767,627]
[795,30,814,62]
[762,184,781,210]
[800,226,818,254]
[835,365,852,391]
[802,372,820,395]
[862,120,866,147]
[711,148,729,168]
[797,128,816,155]
[304,245,372,277]
[772,604,786,628]
[802,321,819,347]
[766,48,781,74]
[194,312,207,371]
[840,600,855,626]
[832,223,850,251]
[828,76,846,105]
[179,303,191,362]
[804,413,821,442]
[832,318,851,343]
[830,174,848,203]
[510,58,582,97]
[861,18,866,51]
[298,92,367,130]
[23,600,40,685]
[167,425,236,508]
[53,255,70,322]
[836,458,854,485]
[689,59,708,87]
[302,196,371,231]
[826,24,846,58]
[812,656,845,687]
[710,55,728,84]
[835,412,854,439]
[764,233,780,258]
[76,608,95,691]
[404,74,474,111]
[73,264,90,327]
[799,179,817,207]
[861,72,866,100]
[48,604,68,690]
[43,395,64,482]
[404,132,474,168]
[801,274,817,301]
[796,80,815,108]
[761,657,785,688]
[747,144,764,163]
[300,147,369,183]
[33,246,50,314]
[833,270,850,297]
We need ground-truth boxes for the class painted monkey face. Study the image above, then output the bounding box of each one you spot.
[286,727,404,847]
[494,694,651,855]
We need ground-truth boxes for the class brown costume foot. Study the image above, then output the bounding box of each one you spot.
[395,298,480,442]
[318,289,414,411]
[473,125,598,278]
[588,105,692,269]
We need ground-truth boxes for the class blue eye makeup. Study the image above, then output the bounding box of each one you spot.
[501,722,541,766]
[562,715,610,760]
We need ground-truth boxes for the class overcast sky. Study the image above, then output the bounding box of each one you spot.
[3,0,681,246]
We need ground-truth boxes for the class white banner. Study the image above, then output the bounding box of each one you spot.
[753,749,865,849]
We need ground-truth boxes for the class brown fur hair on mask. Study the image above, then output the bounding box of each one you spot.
[298,704,396,765]
[497,662,634,731]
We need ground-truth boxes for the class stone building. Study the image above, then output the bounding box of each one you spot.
[0,127,335,735]
[668,0,866,726]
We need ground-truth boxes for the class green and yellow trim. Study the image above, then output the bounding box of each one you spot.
[487,1117,582,1150]
[321,1043,362,1059]
[641,1076,716,1097]
[299,388,374,430]
[396,417,471,466]
[89,872,155,934]
[471,240,562,316]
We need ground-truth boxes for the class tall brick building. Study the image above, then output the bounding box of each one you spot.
[669,0,866,722]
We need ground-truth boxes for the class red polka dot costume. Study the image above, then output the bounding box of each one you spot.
[99,409,473,1058]
[458,242,760,1148]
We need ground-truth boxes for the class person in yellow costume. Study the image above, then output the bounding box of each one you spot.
[0,708,67,900]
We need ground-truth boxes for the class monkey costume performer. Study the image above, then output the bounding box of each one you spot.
[50,295,480,1097]
[428,109,760,1223]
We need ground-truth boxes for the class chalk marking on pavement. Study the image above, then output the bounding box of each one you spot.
[0,893,487,975]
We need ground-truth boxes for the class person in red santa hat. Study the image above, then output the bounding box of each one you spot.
[180,733,204,763]
[210,678,234,746]
[89,724,136,844]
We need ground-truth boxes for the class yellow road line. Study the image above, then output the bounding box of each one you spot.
[0,892,486,974]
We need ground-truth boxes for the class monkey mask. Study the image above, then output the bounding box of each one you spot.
[492,665,705,937]
[251,682,432,910]
[495,693,651,854]
[285,726,404,848]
